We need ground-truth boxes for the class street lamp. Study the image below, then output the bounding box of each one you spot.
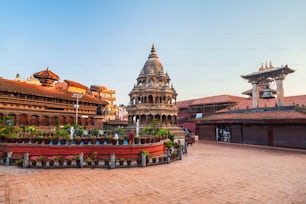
[72,93,83,126]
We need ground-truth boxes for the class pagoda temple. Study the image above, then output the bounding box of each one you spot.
[127,45,180,133]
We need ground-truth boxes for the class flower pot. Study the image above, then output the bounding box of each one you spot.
[90,139,97,145]
[52,138,59,145]
[49,160,55,167]
[119,160,124,166]
[127,160,132,167]
[31,160,37,167]
[118,139,124,145]
[98,137,105,144]
[75,139,81,145]
[58,160,64,166]
[112,139,117,145]
[67,160,72,166]
[59,139,66,145]
[43,138,51,144]
[134,137,140,144]
[104,160,109,167]
[41,160,46,167]
[23,138,30,143]
[140,138,146,144]
[30,138,37,144]
[94,160,99,166]
[83,138,89,144]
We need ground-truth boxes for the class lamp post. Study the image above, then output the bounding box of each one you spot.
[72,93,83,126]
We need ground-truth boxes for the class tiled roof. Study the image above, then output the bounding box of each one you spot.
[177,99,197,108]
[190,95,245,106]
[64,80,88,90]
[229,95,306,110]
[200,107,306,122]
[0,78,107,105]
[177,95,245,108]
[33,68,60,80]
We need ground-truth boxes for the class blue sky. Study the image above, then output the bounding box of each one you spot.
[0,0,305,105]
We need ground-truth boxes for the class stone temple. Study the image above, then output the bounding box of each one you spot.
[127,45,184,138]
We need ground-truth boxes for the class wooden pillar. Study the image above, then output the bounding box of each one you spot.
[252,82,259,108]
[276,78,284,106]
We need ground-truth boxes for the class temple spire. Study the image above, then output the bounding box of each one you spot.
[148,43,158,59]
[269,60,273,68]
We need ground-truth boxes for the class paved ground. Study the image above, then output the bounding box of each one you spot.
[1,141,306,204]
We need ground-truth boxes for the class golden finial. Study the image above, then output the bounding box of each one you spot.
[151,43,156,52]
[149,43,158,58]
[269,60,273,68]
[259,63,264,72]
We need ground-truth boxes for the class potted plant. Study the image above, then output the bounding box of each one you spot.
[134,137,140,144]
[119,158,124,166]
[92,151,99,166]
[75,136,82,145]
[82,136,89,144]
[30,158,37,167]
[75,154,81,166]
[66,156,74,166]
[140,137,146,144]
[112,138,117,145]
[49,157,55,167]
[85,157,92,166]
[164,141,173,149]
[90,135,97,145]
[56,155,64,166]
[59,136,67,145]
[104,158,110,167]
[43,136,51,144]
[126,158,132,167]
[152,157,157,164]
[159,156,164,163]
[16,158,23,167]
[36,136,43,144]
[98,136,105,144]
[38,155,46,166]
[118,136,124,145]
[52,136,59,145]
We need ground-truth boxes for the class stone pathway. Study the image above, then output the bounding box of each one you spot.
[1,141,306,203]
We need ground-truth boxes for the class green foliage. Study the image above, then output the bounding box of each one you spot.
[164,141,173,149]
[168,132,175,142]
[38,155,45,161]
[57,129,69,138]
[63,124,71,130]
[92,128,99,136]
[26,126,36,133]
[56,155,62,161]
[16,158,23,167]
[157,128,168,136]
[115,127,126,136]
[140,150,149,158]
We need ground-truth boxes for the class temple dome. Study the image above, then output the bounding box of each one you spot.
[142,44,164,75]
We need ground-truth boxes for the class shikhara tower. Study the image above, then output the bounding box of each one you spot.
[127,44,178,128]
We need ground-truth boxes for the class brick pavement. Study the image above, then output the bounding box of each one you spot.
[1,141,306,204]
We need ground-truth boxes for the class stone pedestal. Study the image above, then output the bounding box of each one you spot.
[93,116,104,129]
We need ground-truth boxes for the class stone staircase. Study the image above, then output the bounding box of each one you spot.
[168,126,186,140]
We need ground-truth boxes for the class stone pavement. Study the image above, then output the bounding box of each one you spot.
[0,141,306,204]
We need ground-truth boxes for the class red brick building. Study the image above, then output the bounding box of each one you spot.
[197,97,306,149]
[177,95,244,134]
[0,68,108,130]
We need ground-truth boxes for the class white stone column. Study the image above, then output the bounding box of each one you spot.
[276,78,284,106]
[252,82,259,108]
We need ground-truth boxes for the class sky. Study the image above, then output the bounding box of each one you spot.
[0,0,305,105]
